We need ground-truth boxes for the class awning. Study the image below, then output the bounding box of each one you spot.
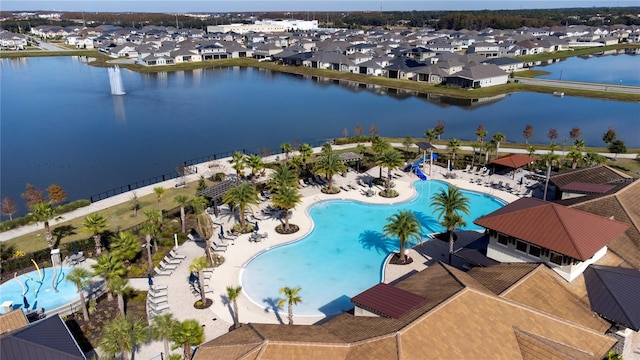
[490,153,536,169]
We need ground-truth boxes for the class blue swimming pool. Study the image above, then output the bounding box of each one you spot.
[0,267,78,314]
[241,180,505,317]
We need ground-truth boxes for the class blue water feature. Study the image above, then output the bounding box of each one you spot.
[411,159,428,180]
[0,267,78,314]
[241,180,505,317]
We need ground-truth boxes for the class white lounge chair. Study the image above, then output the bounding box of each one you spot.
[150,284,168,291]
[154,267,172,276]
[159,261,178,270]
[163,256,181,265]
[149,289,168,298]
[463,164,471,172]
[169,250,186,260]
[148,295,168,306]
[149,302,170,313]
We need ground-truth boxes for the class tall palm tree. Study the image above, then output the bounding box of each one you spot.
[278,286,302,325]
[484,140,496,162]
[153,187,165,212]
[174,195,190,234]
[377,149,403,194]
[440,212,467,265]
[447,138,461,168]
[574,139,586,152]
[268,164,297,192]
[298,143,313,174]
[315,149,346,192]
[143,208,162,254]
[192,196,214,265]
[470,142,480,167]
[67,267,92,322]
[492,133,506,158]
[475,124,487,149]
[140,222,155,274]
[109,231,140,263]
[99,316,148,360]
[246,154,264,178]
[108,275,131,316]
[383,210,423,263]
[271,185,302,232]
[229,151,246,177]
[92,253,126,301]
[222,182,258,230]
[151,313,178,360]
[566,148,582,169]
[82,213,108,256]
[280,142,292,163]
[430,185,470,264]
[542,152,560,201]
[371,136,391,179]
[190,256,208,304]
[226,285,242,329]
[425,128,438,176]
[31,202,56,249]
[171,319,204,360]
[402,135,413,159]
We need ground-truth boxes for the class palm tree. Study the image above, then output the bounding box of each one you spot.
[542,152,560,201]
[171,319,204,360]
[425,128,438,176]
[566,148,582,169]
[430,185,470,264]
[226,285,242,329]
[222,182,258,230]
[280,143,292,163]
[151,313,179,360]
[574,139,586,152]
[268,164,297,192]
[153,186,165,212]
[402,135,413,159]
[492,133,506,158]
[110,231,140,263]
[271,185,302,232]
[315,148,346,192]
[191,196,214,265]
[470,142,480,167]
[82,213,108,256]
[383,210,423,263]
[447,138,461,168]
[484,140,496,162]
[67,267,92,321]
[475,124,487,149]
[298,143,313,174]
[140,222,155,274]
[371,136,391,179]
[174,195,190,234]
[99,316,148,360]
[376,149,403,195]
[92,253,126,301]
[108,275,131,316]
[278,286,302,325]
[190,256,208,304]
[143,208,162,254]
[229,151,246,177]
[440,212,467,265]
[31,202,56,249]
[246,154,264,178]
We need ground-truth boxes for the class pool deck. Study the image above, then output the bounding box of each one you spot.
[125,162,522,359]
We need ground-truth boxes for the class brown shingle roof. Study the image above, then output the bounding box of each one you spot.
[351,283,427,319]
[501,265,611,332]
[513,327,596,360]
[560,182,616,194]
[474,197,629,260]
[550,165,630,189]
[468,263,540,294]
[0,311,28,335]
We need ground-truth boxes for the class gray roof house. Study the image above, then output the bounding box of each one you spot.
[444,63,508,88]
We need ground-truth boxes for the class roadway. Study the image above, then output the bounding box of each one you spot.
[514,77,640,94]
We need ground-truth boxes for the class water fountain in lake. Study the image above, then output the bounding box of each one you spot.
[108,65,125,95]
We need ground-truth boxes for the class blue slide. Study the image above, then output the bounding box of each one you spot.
[411,159,428,180]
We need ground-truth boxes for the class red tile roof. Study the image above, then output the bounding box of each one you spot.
[560,182,616,194]
[474,198,629,260]
[351,283,427,319]
[490,153,536,169]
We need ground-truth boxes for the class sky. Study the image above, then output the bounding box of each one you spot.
[3,1,637,13]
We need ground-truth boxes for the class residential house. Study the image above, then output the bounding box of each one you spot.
[481,57,525,73]
[171,47,202,63]
[384,58,427,80]
[475,197,629,282]
[252,43,284,59]
[444,63,508,88]
[467,41,500,57]
[0,31,28,50]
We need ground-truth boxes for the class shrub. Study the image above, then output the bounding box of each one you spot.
[214,172,226,181]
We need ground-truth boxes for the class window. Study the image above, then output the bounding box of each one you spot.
[528,245,541,258]
[516,241,528,253]
[497,234,508,246]
[550,252,563,265]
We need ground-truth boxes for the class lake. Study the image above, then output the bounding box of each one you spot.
[536,51,640,86]
[1,56,639,215]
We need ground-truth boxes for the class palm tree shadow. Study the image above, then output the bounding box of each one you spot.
[262,297,284,324]
[359,230,396,254]
[52,225,76,249]
[220,294,235,321]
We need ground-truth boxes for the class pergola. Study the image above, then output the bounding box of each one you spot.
[415,142,438,176]
[339,152,363,171]
[196,179,239,216]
